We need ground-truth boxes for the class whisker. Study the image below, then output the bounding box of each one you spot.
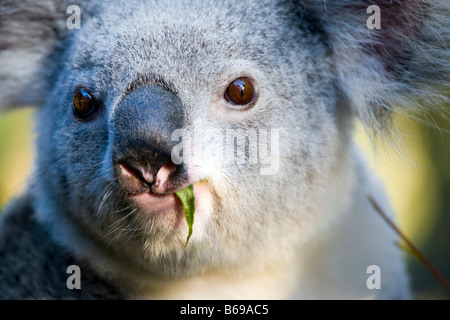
[95,185,115,217]
[100,208,137,241]
[108,206,136,229]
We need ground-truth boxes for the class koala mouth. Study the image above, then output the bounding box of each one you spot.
[114,160,212,242]
[130,191,180,212]
[117,162,208,217]
[117,162,185,210]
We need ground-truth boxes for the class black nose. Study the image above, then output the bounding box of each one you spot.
[111,85,186,194]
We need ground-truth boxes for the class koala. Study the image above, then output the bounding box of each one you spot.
[0,0,448,299]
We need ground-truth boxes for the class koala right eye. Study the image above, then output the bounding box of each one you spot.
[73,88,97,117]
[224,77,257,108]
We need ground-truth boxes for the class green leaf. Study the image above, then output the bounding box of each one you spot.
[175,185,195,247]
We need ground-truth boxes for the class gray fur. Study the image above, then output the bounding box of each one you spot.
[0,0,448,299]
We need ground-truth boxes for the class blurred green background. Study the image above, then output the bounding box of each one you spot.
[0,106,449,299]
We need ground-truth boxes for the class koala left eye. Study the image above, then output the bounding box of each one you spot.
[73,88,97,117]
[224,77,257,107]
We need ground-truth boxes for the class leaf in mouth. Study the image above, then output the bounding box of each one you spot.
[175,184,195,247]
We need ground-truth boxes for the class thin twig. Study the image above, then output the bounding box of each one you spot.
[368,195,450,291]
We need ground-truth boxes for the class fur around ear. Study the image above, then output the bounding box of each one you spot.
[0,0,70,110]
[303,0,450,129]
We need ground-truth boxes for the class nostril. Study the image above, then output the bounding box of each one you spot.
[154,160,178,192]
[119,163,153,184]
[117,162,153,195]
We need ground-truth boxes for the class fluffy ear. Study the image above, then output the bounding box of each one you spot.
[0,0,70,110]
[304,0,450,129]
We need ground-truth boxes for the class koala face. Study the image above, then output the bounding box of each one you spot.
[1,1,447,293]
[31,0,346,276]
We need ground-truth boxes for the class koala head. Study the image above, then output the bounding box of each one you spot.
[0,0,448,277]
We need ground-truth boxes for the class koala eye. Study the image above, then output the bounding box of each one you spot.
[224,77,256,107]
[73,88,97,117]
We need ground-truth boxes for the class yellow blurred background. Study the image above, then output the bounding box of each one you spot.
[0,107,449,299]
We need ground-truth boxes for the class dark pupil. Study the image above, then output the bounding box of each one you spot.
[74,89,93,114]
[227,78,254,105]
